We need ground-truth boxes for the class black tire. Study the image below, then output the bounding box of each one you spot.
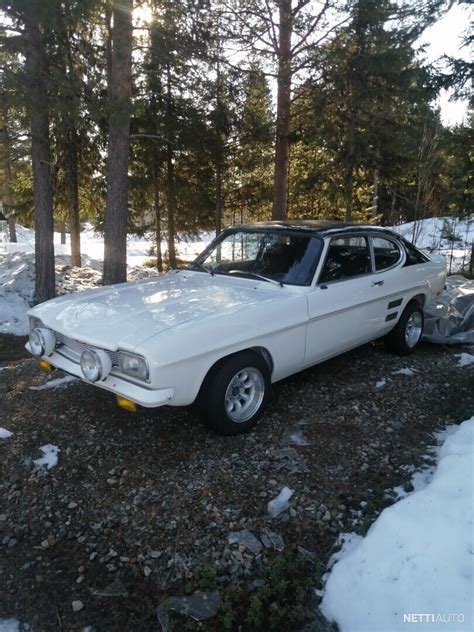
[200,350,271,436]
[385,301,424,356]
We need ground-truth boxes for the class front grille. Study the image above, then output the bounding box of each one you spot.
[55,332,120,367]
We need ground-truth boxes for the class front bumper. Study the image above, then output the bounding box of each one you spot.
[25,343,174,408]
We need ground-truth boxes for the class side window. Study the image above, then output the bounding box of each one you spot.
[319,236,371,283]
[372,237,401,271]
[402,239,430,266]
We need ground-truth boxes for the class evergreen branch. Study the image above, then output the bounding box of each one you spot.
[130,133,177,146]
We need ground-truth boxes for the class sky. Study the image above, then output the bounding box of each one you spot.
[419,3,472,126]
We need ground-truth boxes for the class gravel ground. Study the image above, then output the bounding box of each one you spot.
[1,335,473,631]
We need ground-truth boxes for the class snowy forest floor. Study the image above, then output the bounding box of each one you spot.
[1,336,473,631]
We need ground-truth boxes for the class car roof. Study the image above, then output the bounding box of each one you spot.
[235,220,398,237]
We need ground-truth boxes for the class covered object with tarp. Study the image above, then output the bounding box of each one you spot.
[423,275,474,344]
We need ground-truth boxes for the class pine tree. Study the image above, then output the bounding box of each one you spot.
[103,0,134,285]
[227,0,337,220]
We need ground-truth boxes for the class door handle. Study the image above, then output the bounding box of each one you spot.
[371,280,384,287]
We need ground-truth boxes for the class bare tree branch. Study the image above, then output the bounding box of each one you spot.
[292,15,351,72]
[291,0,331,55]
[263,0,279,50]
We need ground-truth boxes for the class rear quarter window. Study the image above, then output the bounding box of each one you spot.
[402,239,430,266]
[372,237,401,271]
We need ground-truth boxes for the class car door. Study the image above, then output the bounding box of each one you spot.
[304,233,381,365]
[368,234,436,335]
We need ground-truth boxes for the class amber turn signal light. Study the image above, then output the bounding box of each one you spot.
[38,358,55,372]
[116,396,137,413]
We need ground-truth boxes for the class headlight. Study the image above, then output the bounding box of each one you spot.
[29,327,56,357]
[80,349,112,382]
[119,352,149,381]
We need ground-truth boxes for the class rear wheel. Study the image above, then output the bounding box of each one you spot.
[385,302,424,355]
[200,351,271,435]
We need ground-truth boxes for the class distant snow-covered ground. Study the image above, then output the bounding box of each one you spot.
[0,225,212,335]
[391,216,473,274]
[320,416,474,632]
[0,223,213,266]
[0,620,25,632]
[0,217,472,336]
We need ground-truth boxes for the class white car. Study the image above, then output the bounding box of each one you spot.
[27,221,446,435]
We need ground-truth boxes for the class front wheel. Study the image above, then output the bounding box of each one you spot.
[200,351,271,435]
[385,302,424,355]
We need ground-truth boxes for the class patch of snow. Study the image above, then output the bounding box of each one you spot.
[390,216,473,274]
[320,416,474,632]
[0,224,213,335]
[267,486,294,517]
[287,430,310,446]
[457,353,474,367]
[0,621,27,632]
[0,427,13,439]
[34,444,60,470]
[391,466,436,500]
[328,533,364,571]
[29,375,78,391]
[375,379,386,388]
[392,367,417,376]
[389,426,459,500]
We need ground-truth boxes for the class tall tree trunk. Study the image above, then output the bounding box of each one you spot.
[153,149,163,272]
[64,126,81,266]
[154,189,163,273]
[166,147,177,269]
[103,0,133,285]
[371,144,381,221]
[215,154,222,234]
[1,102,17,243]
[59,15,82,268]
[24,13,55,303]
[387,187,396,225]
[272,0,293,221]
[165,62,177,269]
[344,87,356,222]
[214,59,224,235]
[8,220,16,243]
[59,220,66,245]
[372,167,379,221]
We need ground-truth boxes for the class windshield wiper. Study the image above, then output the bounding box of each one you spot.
[228,269,284,287]
[187,261,214,276]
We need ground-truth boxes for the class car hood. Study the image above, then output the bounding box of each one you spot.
[29,271,284,351]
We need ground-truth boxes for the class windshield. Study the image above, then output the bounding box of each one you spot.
[190,229,323,286]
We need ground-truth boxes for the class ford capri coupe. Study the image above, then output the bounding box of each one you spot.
[27,221,446,435]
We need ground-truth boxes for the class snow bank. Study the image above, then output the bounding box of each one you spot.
[391,216,473,274]
[0,620,24,632]
[0,253,35,335]
[0,225,213,335]
[320,417,474,632]
[0,427,13,439]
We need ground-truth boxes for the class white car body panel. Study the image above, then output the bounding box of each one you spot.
[26,225,447,410]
